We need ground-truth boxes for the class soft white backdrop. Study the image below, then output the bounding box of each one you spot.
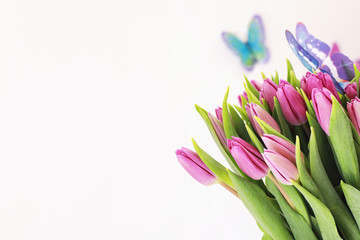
[0,0,360,239]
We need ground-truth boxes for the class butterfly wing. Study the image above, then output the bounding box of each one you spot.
[222,32,255,70]
[285,30,319,72]
[247,15,268,62]
[295,23,330,66]
[321,52,355,93]
[329,43,340,56]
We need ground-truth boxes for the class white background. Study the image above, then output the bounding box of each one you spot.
[1,0,360,239]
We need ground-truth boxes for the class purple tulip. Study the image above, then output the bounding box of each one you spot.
[312,88,335,135]
[262,134,296,163]
[347,97,360,135]
[263,150,299,185]
[208,113,227,148]
[345,82,357,100]
[276,80,307,125]
[261,79,278,111]
[301,71,340,101]
[215,107,223,123]
[227,137,269,180]
[245,103,281,136]
[176,147,217,185]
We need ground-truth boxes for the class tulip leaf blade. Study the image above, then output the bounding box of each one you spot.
[195,104,242,175]
[286,59,294,82]
[341,181,360,230]
[228,104,251,142]
[300,89,315,118]
[233,105,250,124]
[245,124,264,153]
[274,71,279,85]
[292,181,342,240]
[272,97,294,141]
[228,171,294,240]
[255,117,292,143]
[328,95,360,189]
[244,75,260,98]
[295,136,321,199]
[309,127,360,239]
[266,177,317,240]
[281,184,310,225]
[222,87,239,139]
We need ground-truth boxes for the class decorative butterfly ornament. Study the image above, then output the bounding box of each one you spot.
[222,15,268,71]
[286,23,355,94]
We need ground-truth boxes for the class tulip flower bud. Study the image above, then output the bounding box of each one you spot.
[261,79,278,111]
[312,88,335,135]
[262,134,296,163]
[301,71,340,101]
[176,147,217,185]
[215,107,223,123]
[245,103,281,136]
[345,82,357,100]
[227,137,269,180]
[208,113,227,148]
[347,97,360,135]
[276,80,307,125]
[263,150,299,185]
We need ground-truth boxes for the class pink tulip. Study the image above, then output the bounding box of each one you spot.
[227,137,269,180]
[215,107,223,123]
[263,150,299,185]
[251,80,262,91]
[347,97,360,135]
[261,79,278,111]
[276,80,307,125]
[262,134,296,163]
[176,147,217,185]
[312,88,334,135]
[345,83,357,100]
[245,103,281,136]
[301,71,340,101]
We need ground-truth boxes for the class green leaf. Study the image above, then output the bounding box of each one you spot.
[272,97,294,141]
[244,75,260,98]
[228,171,294,240]
[307,113,341,186]
[195,104,242,174]
[274,71,279,85]
[282,184,310,225]
[192,138,233,188]
[286,59,294,82]
[295,136,321,199]
[300,89,316,118]
[245,85,264,108]
[261,72,266,80]
[266,177,317,240]
[222,87,239,139]
[293,182,342,240]
[228,104,250,142]
[328,95,360,189]
[233,105,250,124]
[293,126,309,156]
[310,127,360,239]
[262,234,273,240]
[245,124,264,153]
[342,181,360,230]
[310,216,322,240]
[289,71,300,88]
[255,117,292,143]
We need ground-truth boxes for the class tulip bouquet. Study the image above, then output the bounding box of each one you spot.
[176,61,360,239]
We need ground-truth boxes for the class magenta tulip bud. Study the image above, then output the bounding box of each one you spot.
[251,80,262,91]
[261,79,278,111]
[227,137,269,180]
[176,147,217,185]
[312,88,335,135]
[238,91,248,106]
[262,134,296,163]
[301,72,340,101]
[215,107,223,123]
[208,113,227,148]
[263,150,299,185]
[345,83,357,100]
[276,80,307,125]
[347,97,360,135]
[245,103,281,136]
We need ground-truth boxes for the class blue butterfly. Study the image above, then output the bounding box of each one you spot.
[222,15,268,71]
[286,23,355,94]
